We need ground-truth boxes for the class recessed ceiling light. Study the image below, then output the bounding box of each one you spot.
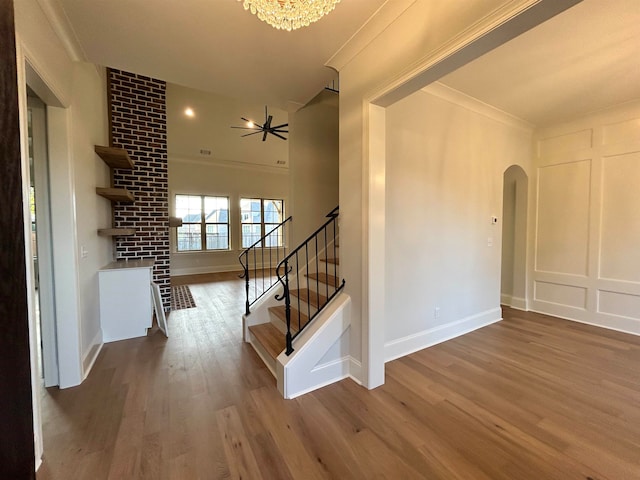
[185,107,195,117]
[247,121,254,128]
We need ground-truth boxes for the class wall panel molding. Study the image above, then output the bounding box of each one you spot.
[532,103,640,336]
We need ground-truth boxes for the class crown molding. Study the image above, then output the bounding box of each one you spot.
[18,38,69,107]
[37,0,86,62]
[325,0,417,72]
[169,155,289,175]
[424,82,534,132]
[371,0,583,107]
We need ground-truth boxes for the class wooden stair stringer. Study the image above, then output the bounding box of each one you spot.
[276,292,352,399]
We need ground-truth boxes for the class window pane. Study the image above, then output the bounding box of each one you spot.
[241,198,261,224]
[264,225,283,247]
[205,196,229,224]
[206,224,229,250]
[176,195,202,223]
[264,199,283,224]
[177,223,201,251]
[242,224,261,248]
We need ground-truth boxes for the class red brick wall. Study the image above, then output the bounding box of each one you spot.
[108,68,170,311]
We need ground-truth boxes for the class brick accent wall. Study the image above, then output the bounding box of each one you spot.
[108,69,170,311]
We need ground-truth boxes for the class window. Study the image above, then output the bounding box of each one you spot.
[241,198,284,248]
[175,195,229,251]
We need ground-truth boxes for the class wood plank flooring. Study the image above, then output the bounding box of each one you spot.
[36,274,640,479]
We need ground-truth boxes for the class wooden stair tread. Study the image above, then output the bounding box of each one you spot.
[306,272,340,288]
[290,288,328,308]
[321,257,339,265]
[268,306,308,333]
[248,323,285,360]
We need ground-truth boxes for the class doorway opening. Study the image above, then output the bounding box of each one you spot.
[501,165,528,310]
[27,89,59,387]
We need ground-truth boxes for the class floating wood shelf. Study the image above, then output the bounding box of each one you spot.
[95,145,134,169]
[96,187,135,203]
[95,145,136,237]
[97,228,136,237]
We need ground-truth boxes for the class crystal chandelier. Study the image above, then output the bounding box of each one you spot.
[238,0,341,31]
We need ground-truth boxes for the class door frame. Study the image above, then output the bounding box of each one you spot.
[28,95,59,387]
[16,37,85,468]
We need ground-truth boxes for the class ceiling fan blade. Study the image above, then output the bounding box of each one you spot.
[242,131,263,137]
[231,126,262,130]
[270,131,288,140]
[262,130,268,141]
[271,128,288,133]
[265,105,268,122]
[240,117,256,124]
[264,115,273,130]
[271,123,288,130]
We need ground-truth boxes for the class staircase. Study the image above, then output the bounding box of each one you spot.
[241,207,352,398]
[247,257,340,372]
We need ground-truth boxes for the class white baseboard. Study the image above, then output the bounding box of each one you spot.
[171,264,243,276]
[384,308,502,362]
[501,294,527,310]
[530,302,640,337]
[349,357,363,385]
[82,329,103,381]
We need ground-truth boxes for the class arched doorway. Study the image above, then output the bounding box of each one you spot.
[501,165,528,310]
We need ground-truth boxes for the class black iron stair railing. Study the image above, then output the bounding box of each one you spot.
[276,206,344,355]
[239,216,292,316]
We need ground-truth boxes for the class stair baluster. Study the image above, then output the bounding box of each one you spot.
[276,206,344,355]
[239,215,292,315]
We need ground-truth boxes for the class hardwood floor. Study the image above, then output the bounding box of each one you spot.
[37,275,640,479]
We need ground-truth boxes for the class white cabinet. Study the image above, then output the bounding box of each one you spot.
[99,259,154,342]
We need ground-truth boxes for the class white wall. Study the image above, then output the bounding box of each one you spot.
[333,0,545,387]
[69,64,111,362]
[289,89,339,246]
[167,83,288,168]
[166,83,290,275]
[14,0,75,106]
[531,100,640,334]
[383,85,532,360]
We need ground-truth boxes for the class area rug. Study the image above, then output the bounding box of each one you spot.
[171,285,196,310]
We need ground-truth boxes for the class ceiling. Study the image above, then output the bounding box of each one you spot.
[440,0,640,126]
[57,0,386,109]
[55,0,640,124]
